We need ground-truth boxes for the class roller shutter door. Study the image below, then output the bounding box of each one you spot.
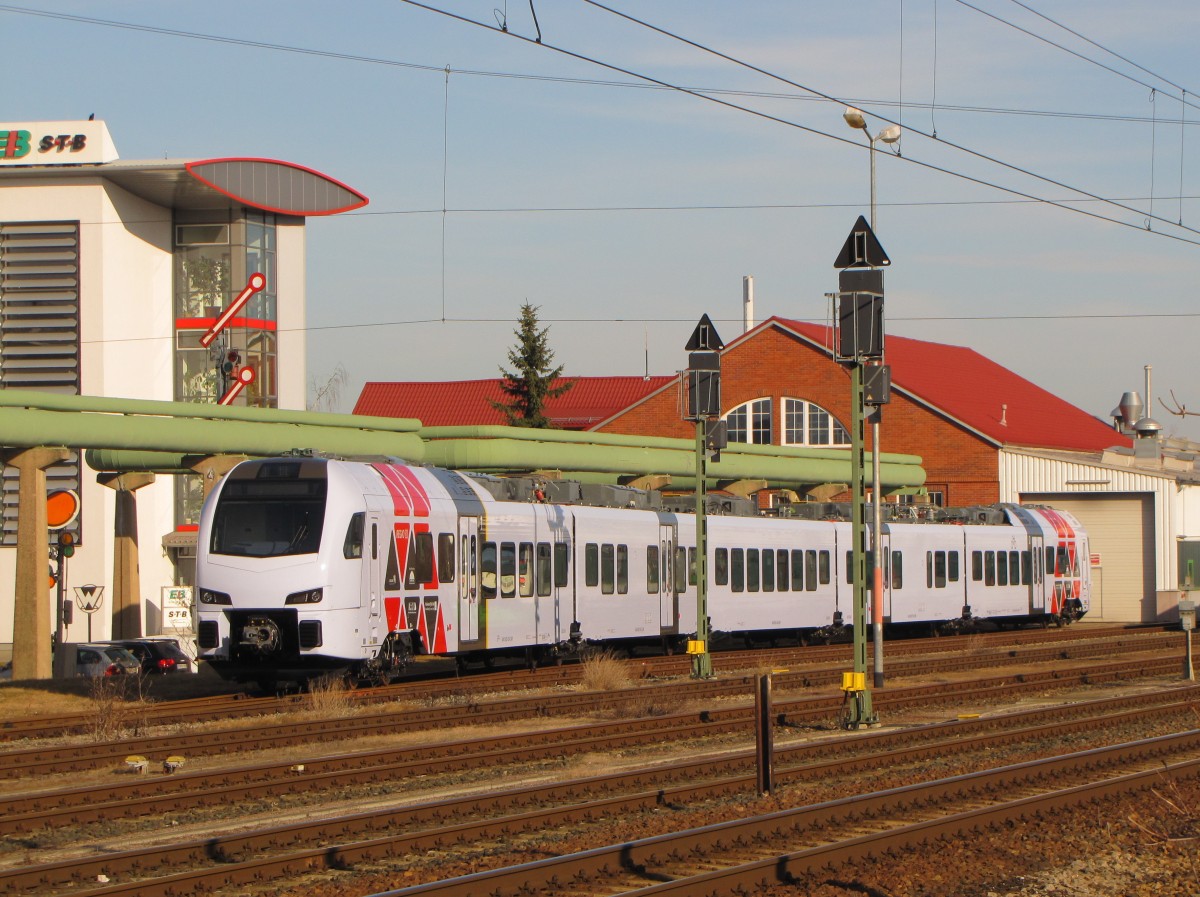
[1020,493,1154,623]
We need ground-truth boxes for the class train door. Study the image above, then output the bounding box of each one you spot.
[1028,532,1045,613]
[458,516,480,643]
[877,531,892,621]
[658,523,677,630]
[366,514,384,636]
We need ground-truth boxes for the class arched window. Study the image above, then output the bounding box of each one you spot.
[725,398,772,445]
[783,398,850,447]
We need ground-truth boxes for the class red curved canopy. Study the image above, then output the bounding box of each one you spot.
[185,158,368,216]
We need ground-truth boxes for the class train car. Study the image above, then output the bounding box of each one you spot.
[195,456,1089,687]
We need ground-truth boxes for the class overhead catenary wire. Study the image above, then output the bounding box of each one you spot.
[0,6,1191,126]
[574,0,1200,243]
[954,0,1198,113]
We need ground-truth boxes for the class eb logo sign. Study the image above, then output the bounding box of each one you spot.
[1,129,88,160]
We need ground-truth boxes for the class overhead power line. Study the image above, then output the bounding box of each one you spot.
[572,0,1200,243]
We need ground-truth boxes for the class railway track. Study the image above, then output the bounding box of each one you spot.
[0,624,1170,744]
[0,654,1187,837]
[0,631,1183,781]
[375,731,1200,897]
[2,682,1196,896]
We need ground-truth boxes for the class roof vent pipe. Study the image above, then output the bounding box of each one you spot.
[743,276,755,333]
[1115,391,1144,433]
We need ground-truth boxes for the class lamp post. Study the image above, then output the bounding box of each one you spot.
[844,107,899,690]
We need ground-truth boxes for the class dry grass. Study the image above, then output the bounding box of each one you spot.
[304,674,356,717]
[86,675,153,740]
[578,650,632,692]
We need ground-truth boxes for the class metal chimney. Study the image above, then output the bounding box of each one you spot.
[1116,391,1144,432]
[742,276,755,333]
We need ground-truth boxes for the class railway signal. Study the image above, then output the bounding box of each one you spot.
[684,315,725,680]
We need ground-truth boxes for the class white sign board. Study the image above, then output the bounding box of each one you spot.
[0,120,119,166]
[162,586,195,635]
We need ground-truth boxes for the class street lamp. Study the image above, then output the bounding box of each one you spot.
[844,107,899,690]
[843,108,901,228]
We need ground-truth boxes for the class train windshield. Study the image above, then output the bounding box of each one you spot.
[210,478,328,558]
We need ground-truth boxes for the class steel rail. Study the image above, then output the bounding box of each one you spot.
[4,689,1195,896]
[359,731,1200,897]
[0,653,1186,835]
[0,634,1180,780]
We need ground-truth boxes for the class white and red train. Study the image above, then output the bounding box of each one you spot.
[195,456,1090,686]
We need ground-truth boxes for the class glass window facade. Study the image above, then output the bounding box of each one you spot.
[783,398,851,447]
[172,209,280,526]
[725,398,772,445]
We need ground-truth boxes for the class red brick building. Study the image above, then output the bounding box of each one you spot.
[356,316,1131,508]
[593,317,1130,506]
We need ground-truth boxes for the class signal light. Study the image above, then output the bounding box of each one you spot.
[57,531,75,558]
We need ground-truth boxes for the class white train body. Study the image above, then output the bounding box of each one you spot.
[196,457,1090,684]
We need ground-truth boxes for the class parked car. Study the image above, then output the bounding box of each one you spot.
[104,638,193,675]
[53,643,141,678]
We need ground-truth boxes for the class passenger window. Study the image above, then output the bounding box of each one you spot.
[688,547,697,586]
[805,550,818,591]
[985,551,996,587]
[996,551,1008,586]
[934,551,947,588]
[731,548,745,593]
[675,547,688,594]
[407,531,434,586]
[972,550,984,582]
[519,542,534,597]
[500,542,517,598]
[616,545,628,595]
[585,543,599,588]
[536,543,552,597]
[482,542,498,599]
[554,542,570,588]
[818,550,831,585]
[891,550,903,589]
[343,513,364,559]
[791,550,804,591]
[947,551,959,583]
[762,549,774,592]
[1009,551,1021,585]
[601,544,615,595]
[1020,550,1031,586]
[747,548,760,592]
[438,534,455,583]
[714,548,728,586]
[647,544,659,592]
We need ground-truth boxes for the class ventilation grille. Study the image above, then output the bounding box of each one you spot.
[0,221,82,546]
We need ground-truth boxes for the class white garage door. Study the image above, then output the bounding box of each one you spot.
[1020,493,1154,623]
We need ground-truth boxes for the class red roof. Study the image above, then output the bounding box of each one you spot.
[354,376,674,429]
[768,317,1129,453]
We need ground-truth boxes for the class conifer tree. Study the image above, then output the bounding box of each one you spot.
[491,303,573,428]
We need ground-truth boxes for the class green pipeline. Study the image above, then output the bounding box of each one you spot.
[0,389,421,432]
[0,408,424,463]
[421,438,923,490]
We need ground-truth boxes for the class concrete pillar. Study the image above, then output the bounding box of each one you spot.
[97,472,156,640]
[3,447,71,681]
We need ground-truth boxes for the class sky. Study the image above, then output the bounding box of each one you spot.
[4,1,1200,439]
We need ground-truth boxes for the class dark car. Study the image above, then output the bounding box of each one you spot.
[105,638,193,675]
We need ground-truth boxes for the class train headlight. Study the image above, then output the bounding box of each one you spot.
[199,589,232,606]
[285,588,324,605]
